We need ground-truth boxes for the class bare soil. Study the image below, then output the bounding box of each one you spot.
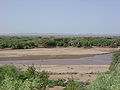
[0,47,119,60]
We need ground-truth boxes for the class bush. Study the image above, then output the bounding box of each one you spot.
[64,80,87,90]
[110,43,118,48]
[109,50,120,71]
[0,65,18,82]
[89,51,120,90]
[48,79,66,88]
[68,40,81,47]
[89,64,120,90]
[0,65,49,90]
[40,39,56,48]
[1,76,39,90]
[56,41,66,47]
[82,40,92,48]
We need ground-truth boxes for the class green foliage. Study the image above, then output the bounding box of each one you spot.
[82,40,92,48]
[0,65,49,90]
[109,50,120,71]
[68,40,82,47]
[0,65,18,82]
[48,79,66,88]
[64,80,88,90]
[89,64,120,90]
[56,41,68,47]
[40,38,56,48]
[0,36,120,49]
[0,76,38,90]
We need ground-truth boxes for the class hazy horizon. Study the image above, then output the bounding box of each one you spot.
[0,0,120,34]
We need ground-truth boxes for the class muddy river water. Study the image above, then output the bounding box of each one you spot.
[0,54,112,65]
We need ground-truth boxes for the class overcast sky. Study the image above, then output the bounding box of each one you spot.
[0,0,120,35]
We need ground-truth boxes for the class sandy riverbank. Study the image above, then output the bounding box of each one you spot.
[0,47,119,60]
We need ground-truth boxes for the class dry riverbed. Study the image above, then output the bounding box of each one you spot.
[0,47,119,60]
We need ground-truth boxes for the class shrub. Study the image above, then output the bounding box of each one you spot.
[82,40,92,48]
[89,64,120,90]
[110,43,118,48]
[0,43,8,49]
[0,65,18,83]
[109,50,120,71]
[40,39,56,48]
[56,41,66,47]
[0,65,49,90]
[89,51,120,90]
[64,80,87,90]
[68,40,81,47]
[0,76,38,90]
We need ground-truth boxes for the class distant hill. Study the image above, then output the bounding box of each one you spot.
[0,33,120,37]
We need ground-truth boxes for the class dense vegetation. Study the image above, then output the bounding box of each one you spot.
[0,36,120,49]
[0,65,50,90]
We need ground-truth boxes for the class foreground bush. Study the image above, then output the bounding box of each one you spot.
[0,65,18,83]
[1,76,38,90]
[109,50,120,71]
[64,81,88,90]
[89,64,120,90]
[89,50,120,90]
[0,65,49,90]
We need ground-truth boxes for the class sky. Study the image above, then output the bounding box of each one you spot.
[0,0,120,35]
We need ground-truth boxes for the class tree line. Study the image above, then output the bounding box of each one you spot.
[0,36,120,49]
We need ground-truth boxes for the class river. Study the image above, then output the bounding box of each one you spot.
[0,54,112,65]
